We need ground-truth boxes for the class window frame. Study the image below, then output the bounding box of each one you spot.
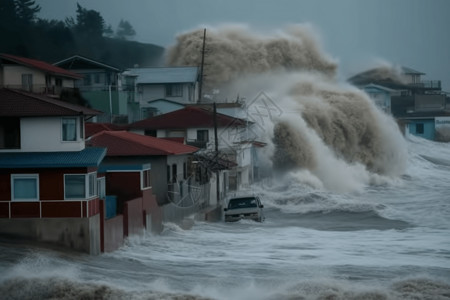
[62,117,78,142]
[197,129,209,142]
[416,123,425,134]
[141,169,152,190]
[11,174,39,202]
[165,83,183,97]
[97,176,106,200]
[64,172,97,200]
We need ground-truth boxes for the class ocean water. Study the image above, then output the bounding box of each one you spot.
[0,136,449,300]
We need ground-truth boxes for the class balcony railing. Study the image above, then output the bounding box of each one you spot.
[1,84,76,96]
[186,140,208,148]
[408,80,441,90]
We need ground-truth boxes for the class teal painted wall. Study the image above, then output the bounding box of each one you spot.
[408,119,435,140]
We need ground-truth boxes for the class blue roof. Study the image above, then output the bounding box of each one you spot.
[0,147,106,168]
[127,67,198,84]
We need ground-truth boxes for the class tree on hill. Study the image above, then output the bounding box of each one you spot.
[65,3,105,39]
[14,0,40,23]
[116,19,136,40]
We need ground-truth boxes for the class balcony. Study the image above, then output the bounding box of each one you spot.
[1,84,76,96]
[408,80,441,90]
[186,139,208,148]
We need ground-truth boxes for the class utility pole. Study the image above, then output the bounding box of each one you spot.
[213,102,220,206]
[198,28,206,103]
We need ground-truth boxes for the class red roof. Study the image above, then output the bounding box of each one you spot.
[85,122,124,138]
[0,53,82,79]
[0,88,101,117]
[87,131,198,156]
[127,106,247,130]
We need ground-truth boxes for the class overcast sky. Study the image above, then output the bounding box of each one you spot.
[36,0,450,91]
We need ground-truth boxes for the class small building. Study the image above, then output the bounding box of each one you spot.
[348,65,450,141]
[86,130,203,224]
[0,88,105,254]
[54,55,130,124]
[127,106,259,201]
[362,84,400,114]
[123,67,199,122]
[0,53,82,96]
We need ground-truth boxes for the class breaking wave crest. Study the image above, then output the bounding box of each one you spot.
[167,24,337,91]
[167,24,407,192]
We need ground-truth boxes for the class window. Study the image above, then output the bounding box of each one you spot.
[97,177,106,200]
[62,118,77,141]
[0,117,20,149]
[144,130,157,137]
[83,74,91,86]
[88,173,97,198]
[94,73,100,84]
[416,123,424,134]
[64,173,97,199]
[166,84,183,97]
[172,164,177,183]
[197,130,209,142]
[142,169,151,189]
[21,74,33,92]
[11,174,39,201]
[79,117,84,139]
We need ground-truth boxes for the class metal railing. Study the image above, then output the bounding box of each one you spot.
[408,80,441,89]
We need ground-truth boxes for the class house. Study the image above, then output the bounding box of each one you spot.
[362,84,400,114]
[348,65,450,141]
[86,130,204,224]
[127,106,259,202]
[54,55,130,124]
[123,67,199,122]
[0,53,82,96]
[0,88,164,253]
[0,88,105,254]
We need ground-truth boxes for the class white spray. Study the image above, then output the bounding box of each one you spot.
[167,24,407,192]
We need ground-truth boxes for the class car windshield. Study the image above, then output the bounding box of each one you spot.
[228,197,258,209]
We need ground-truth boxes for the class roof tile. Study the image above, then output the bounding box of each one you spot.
[127,106,247,129]
[0,88,101,117]
[87,131,198,156]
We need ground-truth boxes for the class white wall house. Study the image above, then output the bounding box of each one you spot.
[0,89,99,153]
[123,67,199,120]
[0,53,81,95]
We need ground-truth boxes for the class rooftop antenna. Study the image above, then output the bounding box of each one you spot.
[198,28,206,103]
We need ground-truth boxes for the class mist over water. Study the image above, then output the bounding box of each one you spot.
[167,24,407,192]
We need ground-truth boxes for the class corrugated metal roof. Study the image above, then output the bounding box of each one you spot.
[54,55,120,72]
[0,147,106,168]
[0,88,101,117]
[87,131,198,156]
[127,67,198,84]
[0,53,82,79]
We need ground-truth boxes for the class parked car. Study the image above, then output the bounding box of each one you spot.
[224,195,264,222]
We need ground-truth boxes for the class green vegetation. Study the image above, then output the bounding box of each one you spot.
[0,0,164,68]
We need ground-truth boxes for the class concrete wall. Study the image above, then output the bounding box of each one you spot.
[103,215,124,252]
[123,197,144,236]
[0,214,101,254]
